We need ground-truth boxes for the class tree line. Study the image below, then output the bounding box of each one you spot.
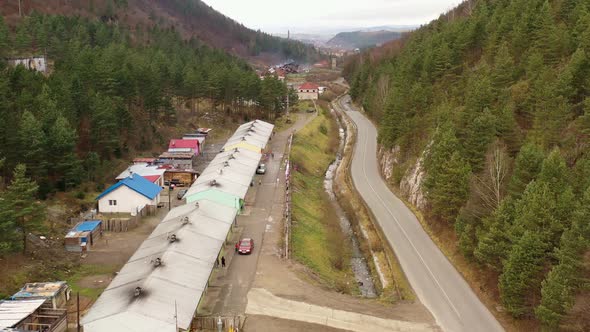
[346,0,590,328]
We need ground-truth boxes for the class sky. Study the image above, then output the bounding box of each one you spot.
[202,0,463,34]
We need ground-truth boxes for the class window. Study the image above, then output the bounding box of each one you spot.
[109,200,117,206]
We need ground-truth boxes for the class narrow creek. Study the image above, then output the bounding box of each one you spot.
[324,111,377,298]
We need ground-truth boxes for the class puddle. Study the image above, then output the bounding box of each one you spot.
[324,111,377,298]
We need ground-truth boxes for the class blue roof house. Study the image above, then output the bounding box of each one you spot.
[97,174,162,214]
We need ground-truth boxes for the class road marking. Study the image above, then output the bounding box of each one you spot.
[348,101,462,320]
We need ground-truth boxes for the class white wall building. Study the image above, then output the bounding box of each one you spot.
[97,175,162,214]
[297,82,319,100]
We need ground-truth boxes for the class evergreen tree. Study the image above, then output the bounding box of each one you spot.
[0,164,45,253]
[492,42,515,93]
[536,188,590,328]
[18,111,47,183]
[499,231,547,317]
[48,116,81,190]
[0,16,9,58]
[474,198,515,271]
[427,151,471,222]
[507,143,544,198]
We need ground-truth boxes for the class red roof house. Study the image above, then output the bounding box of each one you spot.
[298,82,320,91]
[297,83,320,100]
[168,139,200,155]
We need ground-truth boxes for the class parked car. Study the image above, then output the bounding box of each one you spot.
[256,164,266,174]
[177,189,187,200]
[306,108,315,113]
[235,238,254,254]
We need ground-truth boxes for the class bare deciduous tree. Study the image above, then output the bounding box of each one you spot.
[474,140,511,213]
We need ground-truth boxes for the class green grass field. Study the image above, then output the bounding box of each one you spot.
[290,110,357,293]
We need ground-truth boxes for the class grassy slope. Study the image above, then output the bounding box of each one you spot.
[290,109,357,293]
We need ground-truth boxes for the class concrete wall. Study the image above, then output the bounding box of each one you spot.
[297,91,318,100]
[98,186,160,214]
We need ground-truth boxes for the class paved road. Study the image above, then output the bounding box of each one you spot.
[338,96,504,332]
[208,113,315,315]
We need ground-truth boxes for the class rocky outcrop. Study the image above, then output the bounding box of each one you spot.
[378,145,429,211]
[399,154,428,211]
[378,146,400,181]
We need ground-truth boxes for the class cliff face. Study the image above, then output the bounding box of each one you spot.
[378,145,428,211]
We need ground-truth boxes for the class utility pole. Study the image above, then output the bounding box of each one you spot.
[286,89,290,117]
[77,292,80,332]
[168,185,173,211]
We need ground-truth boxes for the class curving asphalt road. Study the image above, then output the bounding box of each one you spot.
[338,95,504,332]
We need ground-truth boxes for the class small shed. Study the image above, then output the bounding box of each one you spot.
[64,220,102,252]
[11,282,70,310]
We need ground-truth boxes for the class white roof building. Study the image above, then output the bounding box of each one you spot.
[82,200,238,332]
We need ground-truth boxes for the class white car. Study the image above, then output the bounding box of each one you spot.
[256,164,266,174]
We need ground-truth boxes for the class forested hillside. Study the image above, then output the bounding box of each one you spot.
[327,30,402,50]
[0,13,291,203]
[1,0,320,62]
[345,0,590,329]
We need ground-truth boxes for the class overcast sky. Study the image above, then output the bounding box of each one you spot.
[202,0,463,34]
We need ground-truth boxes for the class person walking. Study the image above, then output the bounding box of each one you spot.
[221,256,226,268]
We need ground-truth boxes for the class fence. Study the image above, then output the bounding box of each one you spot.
[70,205,157,232]
[283,133,294,260]
[192,315,244,331]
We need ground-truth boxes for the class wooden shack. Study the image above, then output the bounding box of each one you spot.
[164,169,198,187]
[64,220,102,252]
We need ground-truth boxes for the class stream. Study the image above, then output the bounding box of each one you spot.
[324,111,377,298]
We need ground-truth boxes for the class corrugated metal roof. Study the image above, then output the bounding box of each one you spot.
[141,175,161,184]
[168,139,199,150]
[73,220,102,232]
[185,177,249,200]
[223,120,274,152]
[97,175,162,201]
[82,200,237,332]
[205,158,258,177]
[0,299,46,328]
[212,147,262,162]
[197,168,253,188]
[116,164,166,180]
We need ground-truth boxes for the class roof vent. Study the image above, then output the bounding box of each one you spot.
[223,161,230,167]
[229,154,236,160]
[181,216,190,225]
[194,202,200,208]
[209,179,217,186]
[234,148,239,153]
[168,234,177,243]
[153,257,162,267]
[218,168,223,175]
[241,137,246,141]
[134,287,142,297]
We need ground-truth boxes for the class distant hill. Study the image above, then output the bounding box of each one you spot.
[326,30,402,50]
[0,0,320,62]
